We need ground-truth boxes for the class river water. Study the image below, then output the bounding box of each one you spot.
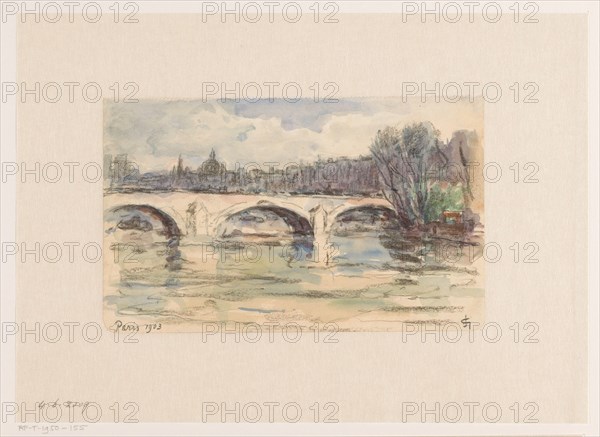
[104,218,484,332]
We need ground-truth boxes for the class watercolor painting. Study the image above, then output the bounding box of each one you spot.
[103,98,484,332]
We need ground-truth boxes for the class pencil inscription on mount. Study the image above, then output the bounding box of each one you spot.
[103,98,485,332]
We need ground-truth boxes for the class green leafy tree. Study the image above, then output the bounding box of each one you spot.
[424,183,465,223]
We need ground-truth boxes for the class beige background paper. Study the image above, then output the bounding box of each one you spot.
[16,12,587,423]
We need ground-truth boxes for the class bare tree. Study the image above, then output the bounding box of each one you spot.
[370,122,448,229]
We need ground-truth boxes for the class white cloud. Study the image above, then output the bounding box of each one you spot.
[104,98,483,172]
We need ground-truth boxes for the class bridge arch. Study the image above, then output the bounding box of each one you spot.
[328,203,398,233]
[212,200,314,239]
[105,204,182,239]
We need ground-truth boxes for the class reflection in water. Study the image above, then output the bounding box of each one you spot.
[105,207,483,330]
[165,236,182,271]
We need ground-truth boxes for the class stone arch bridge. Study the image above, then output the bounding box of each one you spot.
[104,191,395,242]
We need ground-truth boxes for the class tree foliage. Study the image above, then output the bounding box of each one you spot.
[370,122,450,228]
[424,183,464,223]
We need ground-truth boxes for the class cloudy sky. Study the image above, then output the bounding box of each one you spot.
[104,97,483,172]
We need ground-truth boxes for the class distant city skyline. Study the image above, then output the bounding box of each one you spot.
[103,97,483,172]
[104,147,383,196]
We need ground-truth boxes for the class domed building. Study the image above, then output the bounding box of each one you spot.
[199,148,226,177]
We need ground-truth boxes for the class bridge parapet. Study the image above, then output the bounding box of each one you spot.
[104,192,394,241]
